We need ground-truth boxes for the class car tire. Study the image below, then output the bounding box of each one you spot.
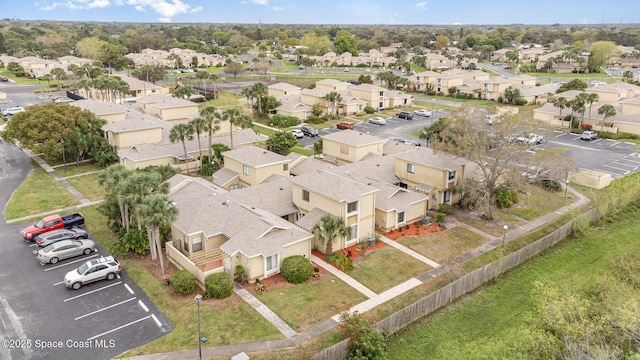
[106,272,116,281]
[83,248,92,255]
[50,257,59,264]
[72,282,82,290]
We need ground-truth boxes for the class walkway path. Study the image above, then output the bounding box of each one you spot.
[16,152,592,359]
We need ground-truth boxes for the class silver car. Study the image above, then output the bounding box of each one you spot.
[37,239,95,264]
[35,228,88,248]
[368,117,387,125]
[64,256,121,290]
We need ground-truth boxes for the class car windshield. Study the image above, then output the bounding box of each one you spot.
[42,244,54,253]
[34,220,45,228]
[77,262,90,275]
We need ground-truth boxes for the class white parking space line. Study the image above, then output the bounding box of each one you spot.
[619,157,640,165]
[609,141,621,147]
[53,281,65,286]
[75,297,137,321]
[87,316,151,341]
[602,163,633,173]
[28,243,37,248]
[547,141,604,151]
[63,281,122,302]
[124,284,134,294]
[138,300,149,312]
[610,161,638,170]
[151,314,162,328]
[44,254,100,272]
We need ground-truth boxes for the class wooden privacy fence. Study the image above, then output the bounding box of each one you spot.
[312,208,598,360]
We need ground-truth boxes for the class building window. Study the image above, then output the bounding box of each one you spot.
[379,91,383,96]
[283,164,289,171]
[407,163,415,174]
[302,189,309,201]
[192,235,203,252]
[448,170,456,180]
[266,254,278,272]
[349,224,358,241]
[397,211,405,224]
[243,165,249,176]
[347,201,358,213]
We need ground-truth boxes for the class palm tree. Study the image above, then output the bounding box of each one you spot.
[98,164,131,230]
[189,116,208,171]
[251,82,268,117]
[584,93,599,125]
[199,105,221,159]
[240,87,256,116]
[574,93,589,130]
[169,123,195,171]
[310,214,352,256]
[598,104,617,131]
[551,96,568,124]
[324,91,343,115]
[137,193,178,276]
[50,68,67,90]
[221,108,252,149]
[623,70,634,82]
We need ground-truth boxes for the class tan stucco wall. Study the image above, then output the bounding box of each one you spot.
[293,184,342,216]
[110,128,162,149]
[157,106,199,121]
[100,113,126,123]
[223,157,289,187]
[622,102,640,115]
[323,139,382,164]
[395,160,447,190]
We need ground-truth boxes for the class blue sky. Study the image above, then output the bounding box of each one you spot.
[11,0,640,24]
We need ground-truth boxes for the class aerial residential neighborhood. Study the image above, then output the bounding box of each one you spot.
[1,2,640,359]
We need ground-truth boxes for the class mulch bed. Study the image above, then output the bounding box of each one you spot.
[381,222,444,241]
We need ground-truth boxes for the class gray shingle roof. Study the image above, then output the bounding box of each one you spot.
[292,170,378,203]
[223,146,290,168]
[212,167,239,187]
[394,147,467,170]
[322,129,385,147]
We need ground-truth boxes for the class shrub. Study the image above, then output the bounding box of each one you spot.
[205,272,233,299]
[110,228,148,256]
[439,203,454,215]
[326,253,354,272]
[535,178,562,192]
[597,131,639,140]
[340,311,389,360]
[435,212,446,227]
[515,98,528,106]
[170,269,196,294]
[305,115,325,124]
[235,265,247,283]
[281,255,312,284]
[580,123,593,130]
[496,189,518,208]
[269,114,300,127]
[364,106,375,114]
[255,284,269,293]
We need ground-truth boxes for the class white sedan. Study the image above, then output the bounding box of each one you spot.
[413,109,431,117]
[291,129,304,138]
[368,117,386,125]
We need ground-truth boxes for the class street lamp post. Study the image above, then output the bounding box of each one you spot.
[60,139,66,174]
[564,178,570,201]
[502,225,508,249]
[195,294,203,360]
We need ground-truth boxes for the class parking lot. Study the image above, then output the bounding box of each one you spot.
[546,131,640,178]
[296,109,447,148]
[0,220,172,360]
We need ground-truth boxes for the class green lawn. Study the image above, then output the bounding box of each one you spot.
[348,246,432,294]
[67,172,105,201]
[255,275,367,331]
[51,161,103,175]
[120,262,283,357]
[398,227,487,264]
[5,160,80,219]
[386,205,640,359]
[506,183,573,220]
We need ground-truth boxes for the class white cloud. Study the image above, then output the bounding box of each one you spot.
[251,0,268,5]
[273,6,283,11]
[36,0,202,22]
[414,2,428,10]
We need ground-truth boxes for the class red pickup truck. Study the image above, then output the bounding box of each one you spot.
[21,213,85,241]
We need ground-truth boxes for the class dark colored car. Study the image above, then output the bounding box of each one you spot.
[336,122,354,130]
[300,125,319,137]
[397,111,413,120]
[0,76,8,82]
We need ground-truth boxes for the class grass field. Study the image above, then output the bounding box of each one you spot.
[386,205,640,359]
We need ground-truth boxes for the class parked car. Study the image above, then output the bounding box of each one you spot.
[300,125,319,137]
[37,239,96,265]
[291,129,304,139]
[516,133,544,145]
[64,256,121,290]
[336,122,354,130]
[53,97,74,103]
[21,213,85,241]
[397,111,413,120]
[580,130,598,141]
[413,109,431,117]
[368,117,386,125]
[35,228,89,248]
[0,76,8,82]
[2,106,25,116]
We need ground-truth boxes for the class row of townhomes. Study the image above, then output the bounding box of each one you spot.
[533,81,640,135]
[0,54,94,78]
[72,88,470,287]
[269,79,414,119]
[408,68,559,104]
[125,48,225,69]
[176,134,470,286]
